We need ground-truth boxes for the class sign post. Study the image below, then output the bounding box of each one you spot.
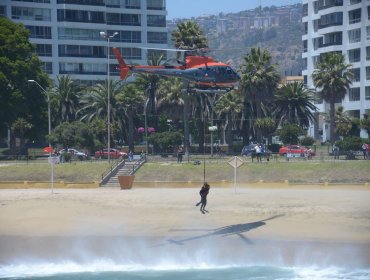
[46,146,59,194]
[227,156,244,193]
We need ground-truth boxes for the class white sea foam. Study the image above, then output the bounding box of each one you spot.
[1,261,370,279]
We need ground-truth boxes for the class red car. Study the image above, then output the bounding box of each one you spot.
[279,145,311,157]
[95,148,127,159]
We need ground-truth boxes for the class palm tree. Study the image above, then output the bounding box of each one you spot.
[214,90,244,152]
[273,82,317,129]
[78,80,125,146]
[171,20,209,154]
[156,77,184,128]
[171,20,208,53]
[116,84,144,151]
[135,53,166,135]
[52,75,79,124]
[11,117,32,154]
[239,47,280,143]
[312,52,353,142]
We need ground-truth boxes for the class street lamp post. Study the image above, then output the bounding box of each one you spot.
[144,98,149,155]
[100,31,118,162]
[28,80,51,148]
[28,79,55,193]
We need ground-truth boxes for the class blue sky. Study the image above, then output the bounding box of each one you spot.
[166,0,301,19]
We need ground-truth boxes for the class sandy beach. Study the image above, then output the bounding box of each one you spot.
[0,185,370,270]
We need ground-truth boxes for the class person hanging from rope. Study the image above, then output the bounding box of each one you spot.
[195,182,210,214]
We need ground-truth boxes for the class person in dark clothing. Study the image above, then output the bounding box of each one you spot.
[196,182,210,213]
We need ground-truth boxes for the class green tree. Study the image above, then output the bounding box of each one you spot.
[312,52,353,142]
[239,47,280,143]
[116,84,144,152]
[49,121,95,152]
[52,75,80,124]
[214,90,243,152]
[171,20,209,154]
[78,80,126,147]
[254,117,276,145]
[11,117,32,154]
[273,82,317,128]
[278,124,303,145]
[0,17,49,146]
[360,114,370,139]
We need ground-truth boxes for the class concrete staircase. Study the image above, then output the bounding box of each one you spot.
[101,158,146,187]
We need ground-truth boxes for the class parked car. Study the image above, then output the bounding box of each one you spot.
[278,145,314,157]
[61,148,87,160]
[241,143,271,160]
[95,148,127,159]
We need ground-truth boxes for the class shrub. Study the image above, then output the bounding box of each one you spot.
[300,136,315,146]
[337,136,363,151]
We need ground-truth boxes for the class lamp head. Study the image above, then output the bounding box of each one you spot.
[113,32,119,37]
[100,31,106,38]
[28,79,35,82]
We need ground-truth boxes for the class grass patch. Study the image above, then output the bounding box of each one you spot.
[0,162,110,182]
[0,160,369,184]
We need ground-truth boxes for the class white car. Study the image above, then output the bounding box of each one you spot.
[64,148,87,160]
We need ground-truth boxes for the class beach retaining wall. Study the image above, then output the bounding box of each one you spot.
[0,181,100,189]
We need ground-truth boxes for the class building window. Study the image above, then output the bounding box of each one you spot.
[36,44,52,56]
[12,0,50,3]
[56,0,105,5]
[312,55,320,67]
[350,68,360,82]
[26,25,52,39]
[318,0,343,10]
[106,13,141,26]
[366,87,370,100]
[303,75,307,85]
[348,48,360,63]
[322,31,342,47]
[119,48,141,60]
[368,6,370,20]
[58,28,102,40]
[147,32,167,44]
[304,22,308,34]
[59,45,105,58]
[349,87,360,101]
[350,0,361,4]
[367,67,370,80]
[59,63,106,74]
[41,62,52,74]
[347,110,360,119]
[303,40,307,52]
[12,6,51,21]
[367,26,370,40]
[348,8,361,24]
[319,12,343,29]
[147,15,166,27]
[58,9,105,23]
[148,49,166,60]
[366,47,370,60]
[348,28,361,43]
[147,0,165,10]
[303,58,307,70]
[303,3,308,16]
[313,1,318,13]
[0,5,6,16]
[117,31,141,43]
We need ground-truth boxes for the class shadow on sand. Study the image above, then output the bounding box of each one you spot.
[162,214,284,246]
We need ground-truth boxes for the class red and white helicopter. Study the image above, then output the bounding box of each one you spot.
[112,47,240,91]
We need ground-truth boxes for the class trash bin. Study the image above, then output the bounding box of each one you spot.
[118,175,135,189]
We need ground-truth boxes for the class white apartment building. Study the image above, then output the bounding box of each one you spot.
[302,0,370,141]
[1,0,168,85]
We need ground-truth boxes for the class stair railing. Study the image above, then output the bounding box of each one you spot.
[100,158,126,185]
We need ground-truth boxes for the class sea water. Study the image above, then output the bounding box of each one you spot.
[1,261,370,280]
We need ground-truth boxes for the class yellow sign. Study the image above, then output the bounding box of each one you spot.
[227,156,244,168]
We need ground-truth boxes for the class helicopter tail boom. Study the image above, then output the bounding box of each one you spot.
[112,47,130,80]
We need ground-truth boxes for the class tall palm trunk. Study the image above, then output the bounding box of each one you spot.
[226,111,233,153]
[183,83,190,155]
[128,107,134,152]
[329,99,336,142]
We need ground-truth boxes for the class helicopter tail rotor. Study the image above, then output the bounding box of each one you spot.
[112,47,130,80]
